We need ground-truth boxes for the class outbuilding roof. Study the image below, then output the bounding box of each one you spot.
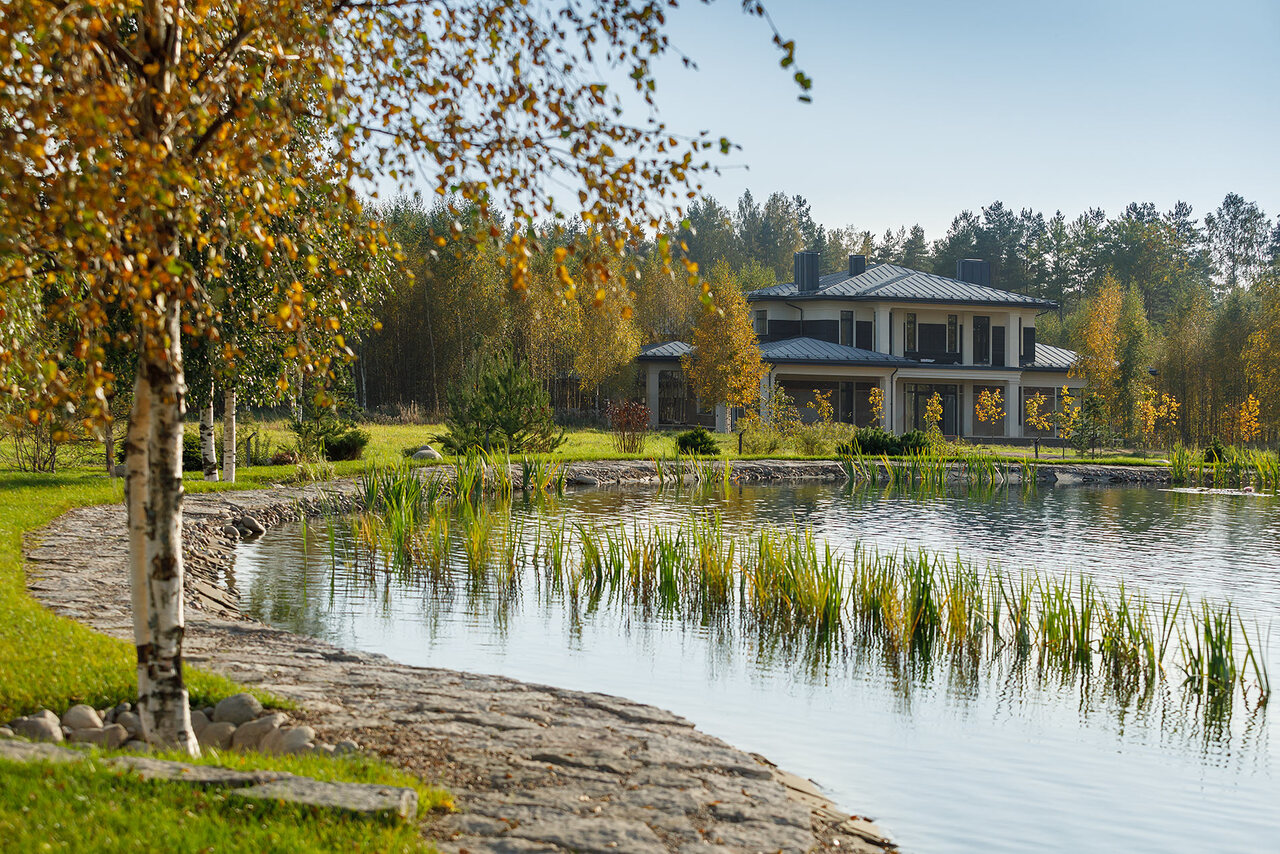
[637,340,692,360]
[747,263,1056,309]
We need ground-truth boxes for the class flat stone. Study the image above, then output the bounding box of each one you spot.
[108,755,294,786]
[0,739,83,763]
[707,819,813,852]
[197,721,236,750]
[230,778,417,820]
[436,841,561,854]
[213,692,263,725]
[507,817,666,854]
[529,748,638,775]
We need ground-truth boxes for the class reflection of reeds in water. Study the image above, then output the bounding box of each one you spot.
[315,464,1271,738]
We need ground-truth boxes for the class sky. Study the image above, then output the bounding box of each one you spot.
[626,0,1280,239]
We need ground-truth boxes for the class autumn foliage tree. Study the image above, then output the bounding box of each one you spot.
[0,0,808,753]
[681,261,769,421]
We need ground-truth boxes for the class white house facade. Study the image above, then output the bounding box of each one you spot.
[636,253,1083,439]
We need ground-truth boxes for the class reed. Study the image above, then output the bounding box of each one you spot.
[1169,444,1193,484]
[324,478,1274,708]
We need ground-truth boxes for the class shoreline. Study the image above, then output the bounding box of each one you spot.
[18,458,1173,852]
[24,474,897,853]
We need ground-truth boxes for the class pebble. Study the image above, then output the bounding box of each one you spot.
[233,515,265,536]
[116,711,142,738]
[212,692,262,726]
[61,704,103,731]
[70,724,129,749]
[197,721,236,750]
[11,712,64,743]
[231,713,287,751]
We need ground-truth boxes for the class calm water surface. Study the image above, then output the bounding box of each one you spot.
[235,484,1280,853]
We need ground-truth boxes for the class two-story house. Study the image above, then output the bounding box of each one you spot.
[636,252,1082,439]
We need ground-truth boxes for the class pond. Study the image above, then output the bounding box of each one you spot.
[234,481,1280,853]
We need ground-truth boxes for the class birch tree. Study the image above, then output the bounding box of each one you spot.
[0,1,807,753]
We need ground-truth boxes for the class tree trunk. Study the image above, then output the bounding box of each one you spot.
[127,308,199,756]
[222,387,237,483]
[200,383,219,481]
[105,421,116,478]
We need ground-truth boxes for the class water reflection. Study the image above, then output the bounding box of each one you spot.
[235,483,1279,854]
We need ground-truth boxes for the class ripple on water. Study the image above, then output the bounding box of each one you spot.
[234,483,1280,854]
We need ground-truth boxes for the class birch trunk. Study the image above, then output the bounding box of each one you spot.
[105,426,116,478]
[129,306,199,756]
[222,387,236,483]
[200,383,219,481]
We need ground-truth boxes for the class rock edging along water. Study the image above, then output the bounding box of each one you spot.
[23,480,896,854]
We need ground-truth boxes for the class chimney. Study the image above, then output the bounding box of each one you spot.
[848,254,866,277]
[793,251,820,292]
[956,259,992,288]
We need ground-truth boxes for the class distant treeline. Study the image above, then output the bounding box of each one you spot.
[359,191,1279,444]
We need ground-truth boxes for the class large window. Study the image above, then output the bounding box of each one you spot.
[973,315,990,364]
[840,311,854,347]
[753,310,768,337]
[856,320,873,350]
[905,313,917,352]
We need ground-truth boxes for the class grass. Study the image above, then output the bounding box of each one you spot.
[0,755,443,853]
[0,466,449,850]
[0,471,265,721]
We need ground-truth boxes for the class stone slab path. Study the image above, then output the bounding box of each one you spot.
[20,474,903,852]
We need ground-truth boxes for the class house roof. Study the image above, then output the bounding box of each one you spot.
[638,338,1077,372]
[747,263,1057,309]
[1025,342,1077,371]
[759,337,914,366]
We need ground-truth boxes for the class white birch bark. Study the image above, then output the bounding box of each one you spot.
[222,387,236,483]
[125,373,153,666]
[130,306,199,756]
[200,382,219,481]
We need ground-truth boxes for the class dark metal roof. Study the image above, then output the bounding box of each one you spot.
[636,341,693,361]
[759,337,913,366]
[637,337,1076,372]
[747,263,1056,309]
[1024,342,1077,371]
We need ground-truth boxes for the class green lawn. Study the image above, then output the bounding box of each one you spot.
[0,466,448,850]
[0,756,443,853]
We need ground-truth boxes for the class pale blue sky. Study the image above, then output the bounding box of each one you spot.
[637,0,1279,237]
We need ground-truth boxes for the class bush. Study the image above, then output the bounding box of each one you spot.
[607,400,651,454]
[1203,436,1228,463]
[441,352,566,453]
[898,430,930,454]
[741,424,786,455]
[289,418,370,462]
[838,426,900,456]
[676,426,719,455]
